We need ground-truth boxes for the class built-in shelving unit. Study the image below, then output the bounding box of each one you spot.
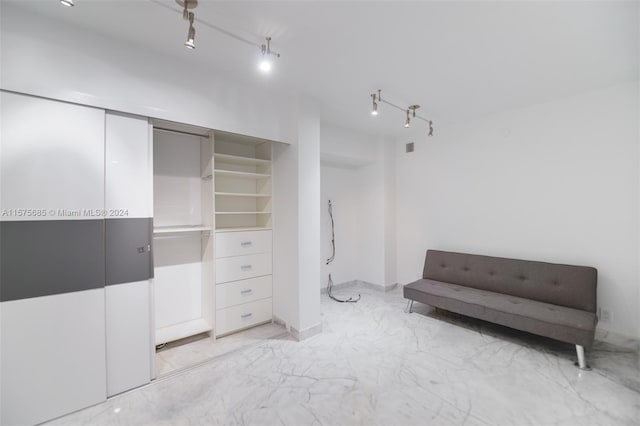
[213,133,272,232]
[213,131,274,336]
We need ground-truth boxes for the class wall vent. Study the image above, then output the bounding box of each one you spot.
[405,142,414,153]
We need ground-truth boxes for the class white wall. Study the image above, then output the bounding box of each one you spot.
[320,124,396,288]
[297,100,321,334]
[273,98,322,338]
[395,81,639,339]
[0,3,295,144]
[321,164,361,287]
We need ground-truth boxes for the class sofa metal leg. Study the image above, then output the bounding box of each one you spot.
[574,345,592,371]
[405,300,414,313]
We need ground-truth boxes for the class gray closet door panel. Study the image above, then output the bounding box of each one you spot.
[0,220,105,302]
[105,218,153,285]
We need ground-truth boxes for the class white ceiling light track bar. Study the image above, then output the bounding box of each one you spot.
[371,90,434,136]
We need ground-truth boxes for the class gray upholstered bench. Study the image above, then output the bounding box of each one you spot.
[404,250,598,369]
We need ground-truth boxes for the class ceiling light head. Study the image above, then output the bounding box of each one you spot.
[60,0,74,6]
[428,120,434,136]
[185,12,195,49]
[408,104,420,117]
[259,57,272,72]
[404,110,411,128]
[371,93,378,116]
[258,37,274,73]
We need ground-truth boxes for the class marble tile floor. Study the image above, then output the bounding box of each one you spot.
[156,323,289,377]
[50,283,639,426]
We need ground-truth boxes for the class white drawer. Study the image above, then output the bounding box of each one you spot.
[216,276,272,309]
[215,230,272,258]
[215,298,272,336]
[215,252,272,283]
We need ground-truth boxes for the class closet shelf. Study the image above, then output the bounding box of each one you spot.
[215,211,272,215]
[214,153,271,166]
[214,169,271,179]
[153,225,212,235]
[215,226,273,233]
[215,192,272,198]
[155,318,212,345]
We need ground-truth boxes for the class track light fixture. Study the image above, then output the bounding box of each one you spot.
[371,90,380,116]
[185,12,196,49]
[259,37,280,73]
[152,0,281,71]
[177,0,198,49]
[60,0,74,6]
[369,90,434,136]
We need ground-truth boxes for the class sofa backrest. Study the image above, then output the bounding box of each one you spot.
[423,250,597,312]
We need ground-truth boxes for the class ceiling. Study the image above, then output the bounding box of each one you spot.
[8,0,639,138]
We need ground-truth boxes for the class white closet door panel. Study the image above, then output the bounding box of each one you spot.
[215,230,272,258]
[215,252,272,283]
[0,92,104,220]
[215,297,272,336]
[216,275,272,309]
[0,289,107,426]
[106,281,152,397]
[105,112,152,218]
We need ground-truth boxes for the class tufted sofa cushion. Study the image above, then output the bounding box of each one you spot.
[422,250,597,313]
[404,279,598,347]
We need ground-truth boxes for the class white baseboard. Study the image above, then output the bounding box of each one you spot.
[595,328,640,351]
[290,323,322,341]
[321,279,398,294]
[272,315,286,327]
[272,316,322,341]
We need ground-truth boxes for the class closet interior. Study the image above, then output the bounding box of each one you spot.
[151,120,281,376]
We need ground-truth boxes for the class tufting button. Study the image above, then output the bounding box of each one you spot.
[552,280,559,286]
[463,266,470,271]
[489,270,496,276]
[518,275,526,280]
[441,263,446,268]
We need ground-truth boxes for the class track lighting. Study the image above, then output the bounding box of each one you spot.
[176,0,197,49]
[185,12,196,49]
[153,1,283,71]
[259,37,280,73]
[371,90,380,116]
[60,0,74,6]
[369,90,435,136]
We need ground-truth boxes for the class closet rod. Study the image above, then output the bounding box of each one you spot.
[153,233,211,241]
[154,127,211,139]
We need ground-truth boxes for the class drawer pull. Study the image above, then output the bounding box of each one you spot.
[241,312,253,319]
[240,241,253,247]
[241,264,253,271]
[240,289,253,295]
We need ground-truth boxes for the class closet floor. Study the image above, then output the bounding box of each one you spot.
[156,322,287,377]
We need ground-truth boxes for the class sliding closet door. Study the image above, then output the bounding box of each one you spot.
[105,111,154,396]
[0,91,107,425]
